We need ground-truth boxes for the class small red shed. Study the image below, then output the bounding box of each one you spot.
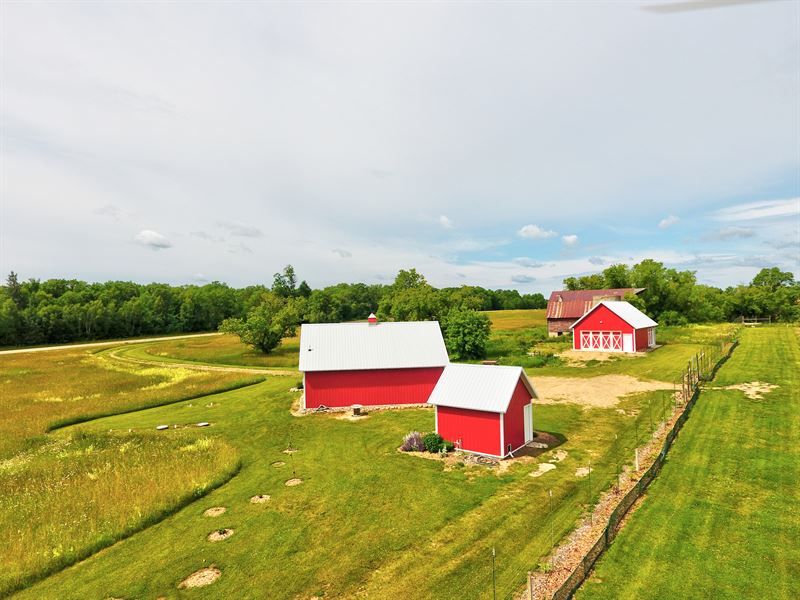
[570,301,657,353]
[299,316,449,409]
[427,364,538,458]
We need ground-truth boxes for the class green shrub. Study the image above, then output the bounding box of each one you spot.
[444,439,455,452]
[423,432,444,453]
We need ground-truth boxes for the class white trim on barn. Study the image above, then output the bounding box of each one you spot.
[499,412,505,457]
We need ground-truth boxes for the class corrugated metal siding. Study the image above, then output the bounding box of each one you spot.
[299,321,449,372]
[304,367,444,408]
[503,380,533,452]
[426,364,537,413]
[437,406,501,457]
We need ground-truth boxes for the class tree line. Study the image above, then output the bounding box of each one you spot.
[0,267,545,348]
[563,260,799,325]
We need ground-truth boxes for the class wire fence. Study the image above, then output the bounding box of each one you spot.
[547,335,739,600]
[479,333,739,600]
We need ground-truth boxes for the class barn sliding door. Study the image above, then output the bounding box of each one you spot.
[524,404,533,443]
[580,331,623,351]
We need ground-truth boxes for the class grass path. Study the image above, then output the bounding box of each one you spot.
[577,326,800,600]
[0,332,220,355]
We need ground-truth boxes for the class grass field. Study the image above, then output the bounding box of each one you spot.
[0,347,264,458]
[578,326,800,600]
[1,317,746,599]
[0,430,239,596]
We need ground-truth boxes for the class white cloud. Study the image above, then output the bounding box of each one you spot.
[518,224,557,240]
[714,198,799,222]
[134,230,172,250]
[562,234,579,246]
[217,221,263,237]
[193,273,208,282]
[332,248,352,258]
[704,226,756,241]
[438,215,454,229]
[588,256,605,265]
[658,215,680,229]
[512,257,544,268]
[511,274,536,284]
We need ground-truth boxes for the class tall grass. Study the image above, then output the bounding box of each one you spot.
[0,430,240,597]
[0,347,263,458]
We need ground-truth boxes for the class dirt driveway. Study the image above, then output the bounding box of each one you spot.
[535,375,672,409]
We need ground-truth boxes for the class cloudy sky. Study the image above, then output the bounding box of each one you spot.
[1,1,798,293]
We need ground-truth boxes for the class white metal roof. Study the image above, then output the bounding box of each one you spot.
[427,364,538,414]
[298,320,449,372]
[570,300,658,330]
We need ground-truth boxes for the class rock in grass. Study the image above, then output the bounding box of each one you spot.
[178,566,221,588]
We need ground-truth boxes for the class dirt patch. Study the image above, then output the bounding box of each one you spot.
[250,494,271,503]
[271,461,286,467]
[207,528,234,542]
[531,463,557,478]
[285,478,303,486]
[550,449,568,463]
[336,413,369,422]
[179,566,221,589]
[282,448,298,454]
[717,381,778,400]
[557,349,629,365]
[535,375,672,409]
[203,506,226,517]
[575,466,593,477]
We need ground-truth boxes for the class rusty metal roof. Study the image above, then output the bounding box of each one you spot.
[546,288,644,320]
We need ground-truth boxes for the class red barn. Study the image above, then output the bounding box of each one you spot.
[546,288,644,336]
[299,316,449,409]
[570,301,657,353]
[427,364,538,458]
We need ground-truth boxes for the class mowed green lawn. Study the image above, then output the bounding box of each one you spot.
[578,326,800,600]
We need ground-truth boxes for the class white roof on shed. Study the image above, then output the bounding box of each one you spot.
[427,364,538,414]
[570,301,658,330]
[298,320,449,372]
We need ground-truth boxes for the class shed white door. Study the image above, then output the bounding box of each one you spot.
[523,403,533,443]
[622,334,633,353]
[580,331,623,351]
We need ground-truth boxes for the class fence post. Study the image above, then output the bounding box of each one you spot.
[528,571,533,600]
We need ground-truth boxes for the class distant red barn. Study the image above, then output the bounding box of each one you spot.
[299,315,449,409]
[570,301,657,353]
[546,288,644,336]
[427,364,538,458]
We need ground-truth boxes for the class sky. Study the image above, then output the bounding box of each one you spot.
[1,0,798,295]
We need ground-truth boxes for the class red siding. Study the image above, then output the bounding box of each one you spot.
[437,406,501,457]
[503,379,533,453]
[635,327,649,351]
[304,367,444,408]
[573,304,635,350]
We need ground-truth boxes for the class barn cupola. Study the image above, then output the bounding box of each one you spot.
[367,313,378,325]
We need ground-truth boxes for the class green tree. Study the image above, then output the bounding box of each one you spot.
[219,293,299,353]
[751,267,794,292]
[441,308,491,360]
[272,265,298,298]
[603,264,631,289]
